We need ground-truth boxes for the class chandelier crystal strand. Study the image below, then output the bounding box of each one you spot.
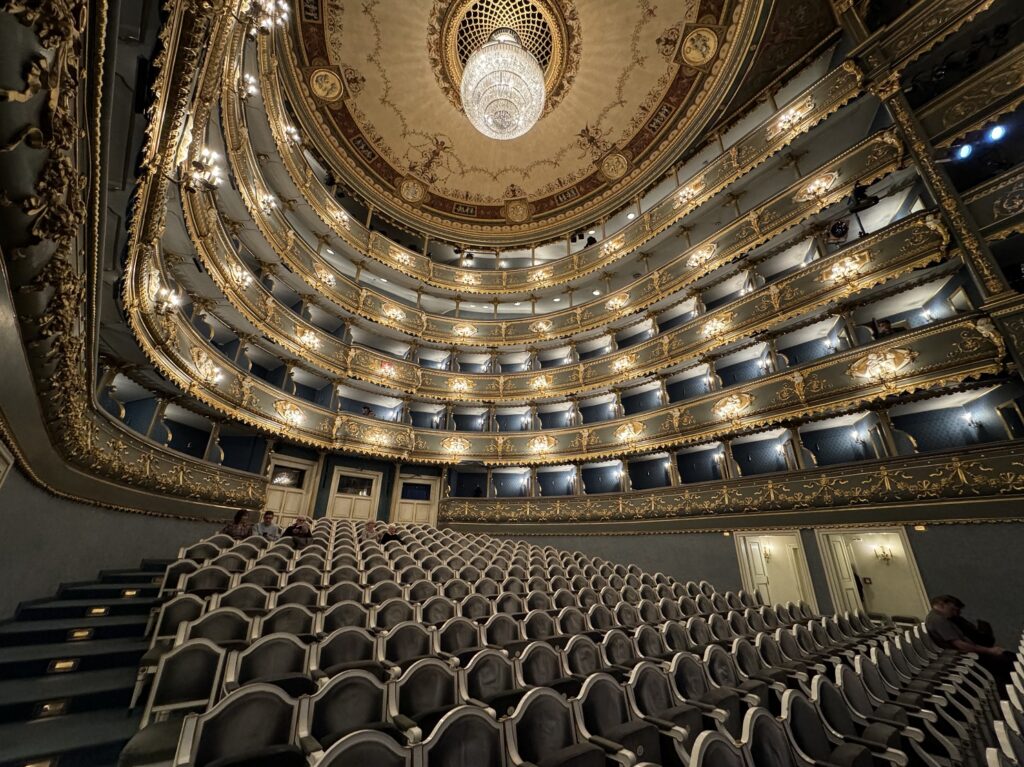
[461,28,545,140]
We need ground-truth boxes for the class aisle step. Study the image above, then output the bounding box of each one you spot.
[0,638,148,679]
[58,582,159,601]
[0,708,142,767]
[0,667,137,723]
[99,569,164,585]
[16,596,159,621]
[0,615,148,647]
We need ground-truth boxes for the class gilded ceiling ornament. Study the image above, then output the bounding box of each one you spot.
[822,252,869,283]
[601,234,626,257]
[529,268,552,282]
[847,348,917,386]
[313,263,337,287]
[505,198,531,223]
[274,400,305,427]
[452,322,478,337]
[456,273,481,286]
[687,243,717,269]
[364,427,393,446]
[614,421,645,443]
[309,68,344,102]
[600,153,629,181]
[795,171,839,202]
[226,261,253,288]
[531,374,553,390]
[674,179,705,209]
[712,392,753,421]
[702,312,734,339]
[681,28,718,67]
[605,293,630,312]
[611,353,638,373]
[388,245,413,266]
[398,177,428,204]
[190,347,223,386]
[381,303,407,322]
[441,435,472,455]
[527,434,557,454]
[530,319,554,334]
[377,361,399,379]
[297,329,321,351]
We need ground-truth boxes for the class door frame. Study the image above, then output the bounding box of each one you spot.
[814,526,929,616]
[733,529,817,612]
[327,466,383,521]
[390,475,441,525]
[266,453,320,521]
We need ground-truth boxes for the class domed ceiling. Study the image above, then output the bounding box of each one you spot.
[282,0,778,244]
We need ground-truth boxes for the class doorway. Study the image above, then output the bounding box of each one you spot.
[265,455,318,526]
[391,476,440,525]
[815,527,929,619]
[327,467,381,521]
[734,531,816,610]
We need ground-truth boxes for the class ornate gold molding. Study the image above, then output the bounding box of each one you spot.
[197,129,904,347]
[439,441,1024,524]
[247,45,862,294]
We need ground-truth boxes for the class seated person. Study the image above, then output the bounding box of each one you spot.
[219,509,253,540]
[283,516,313,547]
[253,510,281,541]
[925,595,1013,691]
[379,524,401,545]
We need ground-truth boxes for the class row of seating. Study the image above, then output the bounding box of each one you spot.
[986,631,1024,766]
[119,520,1004,767]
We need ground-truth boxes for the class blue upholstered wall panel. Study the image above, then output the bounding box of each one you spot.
[717,358,761,387]
[581,403,616,424]
[123,398,158,434]
[667,377,708,402]
[165,419,209,459]
[619,330,650,349]
[501,362,528,373]
[579,345,609,361]
[801,426,871,467]
[779,338,830,366]
[539,356,566,368]
[219,436,267,474]
[622,389,661,415]
[628,459,671,490]
[891,408,973,452]
[338,396,396,421]
[657,311,693,332]
[496,414,528,432]
[493,474,529,498]
[732,440,787,476]
[453,471,487,497]
[453,413,485,431]
[538,471,573,496]
[458,362,486,373]
[410,411,436,428]
[539,410,571,429]
[704,290,742,311]
[678,449,721,483]
[582,466,621,494]
[293,382,318,403]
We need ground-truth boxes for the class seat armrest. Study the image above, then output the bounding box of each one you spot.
[391,714,422,743]
[298,735,323,755]
[683,698,721,715]
[465,697,497,718]
[840,733,908,763]
[588,734,627,753]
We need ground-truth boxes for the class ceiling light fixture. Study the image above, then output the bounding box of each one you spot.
[461,28,545,140]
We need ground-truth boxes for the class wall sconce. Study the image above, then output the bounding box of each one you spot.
[247,0,290,35]
[850,429,864,444]
[763,545,772,564]
[874,545,893,564]
[961,413,979,428]
[239,73,258,100]
[154,285,183,314]
[185,146,224,191]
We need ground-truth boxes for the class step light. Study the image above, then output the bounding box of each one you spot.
[48,659,79,673]
[121,589,139,598]
[35,700,67,718]
[87,607,109,616]
[68,628,93,641]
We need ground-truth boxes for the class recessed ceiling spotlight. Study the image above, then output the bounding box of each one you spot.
[988,124,1006,142]
[588,229,596,236]
[380,278,388,283]
[956,144,973,160]
[627,212,636,220]
[500,260,508,267]
[553,297,561,302]
[514,301,522,306]
[592,289,601,296]
[326,249,333,255]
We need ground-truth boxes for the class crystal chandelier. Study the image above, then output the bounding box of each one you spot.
[461,29,545,140]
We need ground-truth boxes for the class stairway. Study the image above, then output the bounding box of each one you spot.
[0,559,170,767]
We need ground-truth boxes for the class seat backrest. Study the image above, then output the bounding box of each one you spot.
[523,610,556,640]
[376,598,415,629]
[145,639,225,727]
[467,648,519,701]
[419,705,505,767]
[319,627,376,666]
[261,605,316,637]
[461,594,493,620]
[384,622,432,662]
[691,730,747,767]
[369,581,403,604]
[484,613,520,646]
[664,620,691,652]
[276,583,319,607]
[671,652,711,698]
[395,658,458,719]
[742,707,797,767]
[629,662,676,716]
[188,608,251,645]
[636,624,669,658]
[812,676,858,737]
[602,629,637,667]
[322,601,370,632]
[565,635,603,676]
[782,689,835,763]
[155,595,205,637]
[510,688,578,764]
[578,673,631,734]
[588,603,614,630]
[319,729,410,767]
[238,634,307,684]
[704,644,740,688]
[187,684,296,767]
[518,642,566,686]
[496,592,524,615]
[422,596,457,625]
[615,602,641,629]
[557,606,587,636]
[326,582,364,604]
[439,617,481,653]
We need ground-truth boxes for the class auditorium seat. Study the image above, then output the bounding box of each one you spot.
[505,687,607,767]
[223,633,316,697]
